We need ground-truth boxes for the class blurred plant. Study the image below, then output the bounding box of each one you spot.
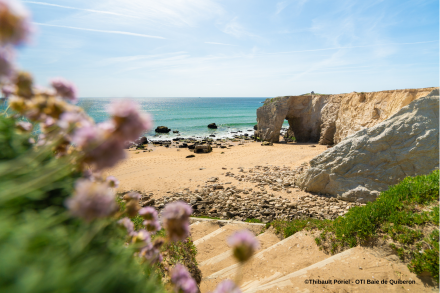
[0,1,258,292]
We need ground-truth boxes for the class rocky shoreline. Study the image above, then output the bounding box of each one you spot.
[120,164,363,223]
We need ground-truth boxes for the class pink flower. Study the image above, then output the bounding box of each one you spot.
[50,77,77,103]
[16,120,32,131]
[107,99,153,141]
[139,206,158,220]
[162,201,192,242]
[171,264,198,293]
[117,217,134,235]
[0,0,33,46]
[140,242,162,264]
[133,229,151,244]
[66,179,117,222]
[0,47,14,78]
[106,176,119,188]
[72,121,127,171]
[212,280,241,293]
[85,138,126,170]
[123,191,141,201]
[143,219,161,233]
[71,124,100,149]
[1,84,15,97]
[228,230,259,263]
[58,112,90,130]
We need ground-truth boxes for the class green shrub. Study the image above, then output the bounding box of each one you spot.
[0,115,165,293]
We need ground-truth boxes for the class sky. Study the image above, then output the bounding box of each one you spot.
[16,0,440,97]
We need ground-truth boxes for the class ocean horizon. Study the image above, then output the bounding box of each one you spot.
[79,97,290,140]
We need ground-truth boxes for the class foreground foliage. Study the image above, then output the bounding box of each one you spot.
[268,170,439,281]
[0,115,165,293]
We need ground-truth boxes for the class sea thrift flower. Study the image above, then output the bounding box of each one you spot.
[123,191,141,201]
[133,229,151,244]
[117,217,134,235]
[86,138,126,170]
[1,84,15,97]
[16,120,31,131]
[0,47,14,78]
[107,99,153,141]
[212,280,242,293]
[0,0,33,46]
[71,123,100,148]
[50,77,77,103]
[66,179,117,222]
[140,239,163,264]
[58,111,89,130]
[170,264,198,293]
[106,176,119,188]
[139,206,158,220]
[162,201,192,242]
[228,230,259,263]
[143,219,161,233]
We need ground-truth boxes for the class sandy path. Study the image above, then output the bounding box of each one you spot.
[108,141,327,200]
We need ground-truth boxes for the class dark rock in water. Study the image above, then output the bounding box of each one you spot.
[155,126,171,133]
[244,133,249,137]
[254,124,258,130]
[186,154,195,158]
[208,123,218,129]
[135,136,148,144]
[209,134,216,137]
[173,130,179,133]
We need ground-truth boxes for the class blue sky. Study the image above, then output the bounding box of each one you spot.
[17,0,439,97]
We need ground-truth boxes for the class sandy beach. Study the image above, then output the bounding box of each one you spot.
[109,140,328,200]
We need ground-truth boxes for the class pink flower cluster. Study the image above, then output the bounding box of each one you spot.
[71,99,153,171]
[228,230,260,263]
[50,77,77,103]
[170,264,198,293]
[139,207,161,233]
[162,201,193,242]
[212,280,242,293]
[66,179,118,222]
[118,214,163,264]
[0,0,33,46]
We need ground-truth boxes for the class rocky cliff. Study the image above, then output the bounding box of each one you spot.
[296,89,439,202]
[255,87,437,144]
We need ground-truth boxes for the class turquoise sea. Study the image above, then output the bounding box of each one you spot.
[78,97,289,140]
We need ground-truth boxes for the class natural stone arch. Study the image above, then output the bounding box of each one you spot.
[256,95,329,143]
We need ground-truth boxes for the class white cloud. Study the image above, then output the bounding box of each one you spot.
[23,1,140,18]
[93,0,224,27]
[205,42,237,46]
[221,17,257,39]
[34,22,166,39]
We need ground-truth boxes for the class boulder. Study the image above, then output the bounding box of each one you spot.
[297,90,439,202]
[155,126,171,133]
[208,123,218,129]
[173,130,179,133]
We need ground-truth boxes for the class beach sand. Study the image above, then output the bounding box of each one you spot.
[108,141,328,200]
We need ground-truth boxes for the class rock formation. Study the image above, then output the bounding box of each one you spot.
[155,126,171,133]
[255,87,437,144]
[208,123,217,129]
[296,89,439,202]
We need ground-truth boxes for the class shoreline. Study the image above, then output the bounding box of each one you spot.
[109,139,327,201]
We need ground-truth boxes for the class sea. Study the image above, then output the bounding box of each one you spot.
[78,97,289,140]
